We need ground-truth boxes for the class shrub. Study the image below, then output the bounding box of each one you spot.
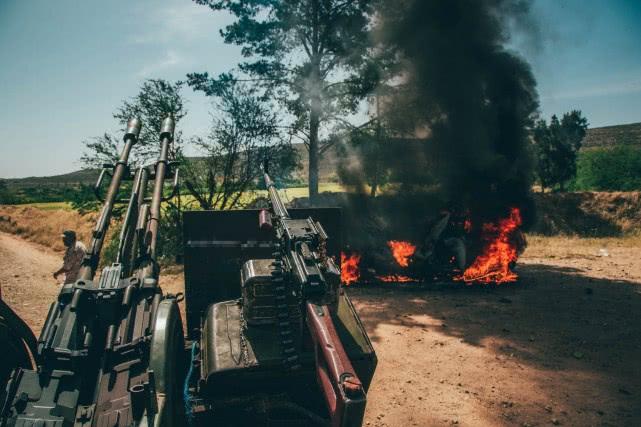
[69,184,101,214]
[572,146,641,191]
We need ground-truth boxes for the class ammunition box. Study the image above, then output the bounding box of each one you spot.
[240,259,301,325]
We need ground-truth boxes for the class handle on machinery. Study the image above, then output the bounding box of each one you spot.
[306,302,367,427]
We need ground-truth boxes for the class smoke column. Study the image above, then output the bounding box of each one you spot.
[372,0,540,225]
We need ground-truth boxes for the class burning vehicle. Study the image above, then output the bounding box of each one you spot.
[331,0,540,288]
[339,202,527,287]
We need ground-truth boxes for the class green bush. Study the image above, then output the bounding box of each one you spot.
[0,181,17,204]
[157,201,183,265]
[572,146,641,191]
[69,183,101,214]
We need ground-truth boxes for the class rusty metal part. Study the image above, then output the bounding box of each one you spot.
[125,117,142,140]
[306,302,366,427]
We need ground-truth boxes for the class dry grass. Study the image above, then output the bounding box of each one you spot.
[23,202,73,211]
[532,191,641,236]
[583,191,641,232]
[524,233,641,259]
[0,205,95,252]
[4,188,640,258]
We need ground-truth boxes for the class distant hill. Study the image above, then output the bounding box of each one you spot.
[582,122,641,150]
[2,169,100,190]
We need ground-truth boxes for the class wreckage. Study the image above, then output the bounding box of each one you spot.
[339,203,526,286]
[0,117,376,426]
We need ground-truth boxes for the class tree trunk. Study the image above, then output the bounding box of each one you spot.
[308,103,320,204]
[308,1,321,205]
[370,92,382,198]
[308,49,322,204]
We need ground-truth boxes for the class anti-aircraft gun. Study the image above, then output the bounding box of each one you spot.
[0,116,185,426]
[181,166,377,426]
[0,116,377,426]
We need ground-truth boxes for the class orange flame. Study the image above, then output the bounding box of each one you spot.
[455,207,522,284]
[341,252,361,285]
[387,240,417,267]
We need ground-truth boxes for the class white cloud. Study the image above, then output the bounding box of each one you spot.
[135,50,183,78]
[128,1,234,79]
[129,2,216,46]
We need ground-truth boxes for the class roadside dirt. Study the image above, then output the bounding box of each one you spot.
[0,232,61,335]
[1,232,639,426]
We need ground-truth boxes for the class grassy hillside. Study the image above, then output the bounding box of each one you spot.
[3,169,99,190]
[582,122,641,150]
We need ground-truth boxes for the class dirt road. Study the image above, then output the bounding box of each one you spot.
[1,232,639,426]
[0,232,60,335]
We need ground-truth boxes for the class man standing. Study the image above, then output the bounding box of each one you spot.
[53,230,87,285]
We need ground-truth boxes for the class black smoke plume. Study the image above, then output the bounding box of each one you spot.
[342,0,540,229]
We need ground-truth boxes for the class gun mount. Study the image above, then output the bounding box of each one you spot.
[181,170,377,426]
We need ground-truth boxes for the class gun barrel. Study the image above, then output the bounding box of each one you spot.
[147,115,174,260]
[115,167,149,275]
[78,118,141,281]
[264,172,289,219]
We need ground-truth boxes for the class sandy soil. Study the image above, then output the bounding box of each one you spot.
[0,232,61,335]
[352,236,641,427]
[1,232,640,426]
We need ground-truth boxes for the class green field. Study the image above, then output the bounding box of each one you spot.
[23,202,73,211]
[19,183,346,211]
[257,183,344,200]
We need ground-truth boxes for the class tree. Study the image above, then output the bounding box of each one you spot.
[69,183,101,214]
[80,79,186,262]
[533,110,588,191]
[189,0,378,202]
[0,180,17,204]
[81,79,186,168]
[181,84,298,210]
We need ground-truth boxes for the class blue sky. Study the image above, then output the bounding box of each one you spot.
[1,0,640,178]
